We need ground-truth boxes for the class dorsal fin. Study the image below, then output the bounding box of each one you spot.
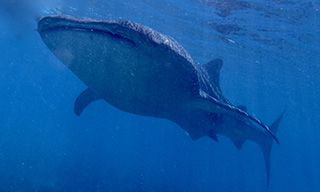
[202,58,223,89]
[74,88,101,116]
[237,105,247,112]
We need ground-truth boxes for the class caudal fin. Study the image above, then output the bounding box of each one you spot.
[259,110,285,188]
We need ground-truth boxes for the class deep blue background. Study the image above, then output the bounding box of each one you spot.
[0,0,319,191]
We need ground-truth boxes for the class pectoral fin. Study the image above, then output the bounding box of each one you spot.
[74,88,101,116]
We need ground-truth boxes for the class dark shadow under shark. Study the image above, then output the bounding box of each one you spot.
[37,15,284,187]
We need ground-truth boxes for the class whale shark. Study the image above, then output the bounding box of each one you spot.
[37,15,284,186]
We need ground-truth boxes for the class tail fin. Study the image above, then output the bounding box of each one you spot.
[259,110,285,188]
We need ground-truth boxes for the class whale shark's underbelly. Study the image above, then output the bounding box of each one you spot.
[41,27,199,117]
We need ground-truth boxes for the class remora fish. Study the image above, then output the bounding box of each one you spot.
[38,15,284,185]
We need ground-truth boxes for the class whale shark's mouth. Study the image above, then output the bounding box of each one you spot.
[38,19,136,48]
[42,26,136,46]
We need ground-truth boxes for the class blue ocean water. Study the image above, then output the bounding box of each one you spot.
[0,0,319,191]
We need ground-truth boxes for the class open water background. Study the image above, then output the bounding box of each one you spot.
[0,0,319,191]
